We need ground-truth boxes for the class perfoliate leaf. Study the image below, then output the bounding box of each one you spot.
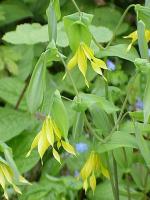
[26,53,46,113]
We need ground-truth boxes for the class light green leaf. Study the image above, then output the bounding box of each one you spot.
[3,23,48,45]
[0,108,35,142]
[144,74,150,124]
[90,25,113,43]
[97,132,138,154]
[135,123,150,167]
[73,93,119,114]
[26,53,46,113]
[135,5,150,29]
[51,90,69,139]
[72,112,84,139]
[98,44,139,62]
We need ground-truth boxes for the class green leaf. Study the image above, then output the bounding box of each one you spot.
[0,108,35,142]
[143,73,150,124]
[145,0,150,7]
[97,132,138,154]
[0,0,33,27]
[65,21,92,52]
[89,105,112,136]
[53,0,61,20]
[135,5,150,29]
[98,44,139,62]
[8,131,39,173]
[90,25,113,43]
[135,122,150,167]
[26,53,46,113]
[51,90,69,139]
[72,93,119,114]
[3,23,49,45]
[56,22,69,47]
[137,20,149,59]
[0,77,26,110]
[46,2,57,42]
[72,112,85,139]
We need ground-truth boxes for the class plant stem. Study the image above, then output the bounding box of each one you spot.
[112,153,120,200]
[71,0,81,15]
[15,76,30,110]
[106,153,118,200]
[59,53,79,97]
[123,148,131,200]
[84,115,104,143]
[105,4,135,49]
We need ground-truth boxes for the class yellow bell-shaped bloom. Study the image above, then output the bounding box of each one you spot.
[80,151,109,193]
[27,115,76,163]
[67,42,107,87]
[0,159,26,199]
[124,30,150,51]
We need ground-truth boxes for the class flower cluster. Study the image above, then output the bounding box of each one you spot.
[67,42,107,87]
[27,115,76,163]
[124,30,150,51]
[80,151,109,192]
[0,158,27,199]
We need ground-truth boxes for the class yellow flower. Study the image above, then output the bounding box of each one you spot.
[0,159,26,199]
[80,151,109,193]
[27,115,76,163]
[67,42,107,87]
[124,30,150,51]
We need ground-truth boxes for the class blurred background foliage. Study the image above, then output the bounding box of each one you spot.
[0,0,149,199]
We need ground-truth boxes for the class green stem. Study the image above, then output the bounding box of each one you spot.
[71,0,81,15]
[106,153,118,200]
[105,72,138,141]
[59,53,79,97]
[105,4,135,49]
[112,153,120,200]
[84,115,104,143]
[123,148,131,200]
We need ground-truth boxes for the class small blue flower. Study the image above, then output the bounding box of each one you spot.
[148,49,150,57]
[135,98,143,110]
[74,170,79,177]
[106,59,116,71]
[75,143,88,153]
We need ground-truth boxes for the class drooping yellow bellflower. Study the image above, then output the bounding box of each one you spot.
[0,159,27,199]
[80,151,109,193]
[27,115,76,163]
[67,42,107,87]
[124,30,150,51]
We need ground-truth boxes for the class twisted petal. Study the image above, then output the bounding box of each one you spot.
[0,168,6,197]
[45,117,54,147]
[145,30,150,42]
[81,43,94,60]
[80,153,93,180]
[77,46,89,87]
[52,148,61,164]
[61,141,76,155]
[100,163,110,179]
[52,120,62,140]
[124,31,138,51]
[90,173,96,193]
[26,132,40,157]
[83,179,88,192]
[38,130,49,160]
[67,51,78,70]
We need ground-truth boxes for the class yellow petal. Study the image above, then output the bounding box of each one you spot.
[26,132,40,157]
[45,117,54,146]
[81,43,94,60]
[90,173,96,193]
[61,140,76,155]
[19,176,31,185]
[0,168,6,190]
[77,46,89,87]
[1,164,13,185]
[67,51,78,70]
[57,141,61,149]
[124,31,138,51]
[145,30,150,42]
[100,163,110,179]
[93,57,107,69]
[80,153,93,180]
[91,61,103,75]
[83,179,88,192]
[52,148,61,164]
[52,120,62,140]
[38,130,49,160]
[13,184,22,194]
